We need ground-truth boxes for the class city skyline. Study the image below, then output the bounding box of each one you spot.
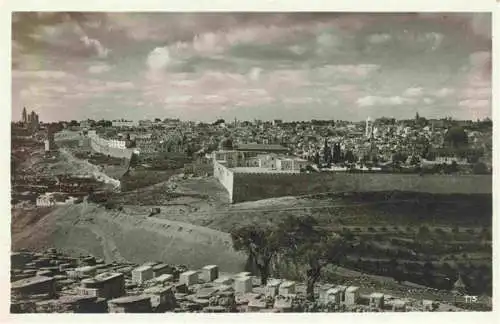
[12,12,492,123]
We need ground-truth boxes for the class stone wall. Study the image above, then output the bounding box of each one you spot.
[89,136,134,160]
[214,161,234,202]
[228,171,491,203]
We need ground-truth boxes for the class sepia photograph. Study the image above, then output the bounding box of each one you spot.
[9,10,493,314]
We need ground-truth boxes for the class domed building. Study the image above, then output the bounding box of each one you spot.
[219,137,234,151]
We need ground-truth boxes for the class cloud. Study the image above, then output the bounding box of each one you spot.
[88,63,112,74]
[316,64,380,79]
[357,95,417,107]
[459,99,490,109]
[367,33,391,44]
[248,67,262,81]
[282,97,323,105]
[80,36,110,58]
[147,47,170,72]
[423,98,435,105]
[13,70,70,79]
[433,88,455,98]
[403,87,424,97]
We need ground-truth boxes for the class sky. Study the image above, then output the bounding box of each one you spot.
[11,12,492,123]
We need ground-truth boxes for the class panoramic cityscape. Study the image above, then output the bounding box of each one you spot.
[10,12,492,313]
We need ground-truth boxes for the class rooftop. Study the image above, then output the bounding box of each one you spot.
[235,144,289,152]
[108,295,151,304]
[230,167,300,174]
[94,272,123,282]
[12,276,54,289]
[133,265,152,272]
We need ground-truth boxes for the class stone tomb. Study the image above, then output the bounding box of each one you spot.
[108,295,152,313]
[152,264,173,278]
[214,276,233,286]
[264,279,281,298]
[234,276,253,294]
[144,286,176,311]
[131,265,154,285]
[247,298,267,312]
[179,270,199,286]
[199,265,219,282]
[392,300,407,312]
[278,281,295,296]
[369,292,385,309]
[325,287,342,304]
[345,286,360,305]
[153,274,173,285]
[11,276,56,298]
[274,295,293,312]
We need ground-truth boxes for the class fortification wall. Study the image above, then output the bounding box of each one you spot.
[89,136,134,160]
[230,171,492,203]
[214,161,234,202]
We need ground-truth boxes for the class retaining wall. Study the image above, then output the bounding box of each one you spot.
[223,169,492,203]
[89,136,134,160]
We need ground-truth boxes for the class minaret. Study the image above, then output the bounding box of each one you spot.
[365,117,373,139]
[22,107,27,125]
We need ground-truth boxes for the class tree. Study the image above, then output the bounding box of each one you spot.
[409,155,421,166]
[392,152,408,166]
[444,161,459,174]
[444,127,468,149]
[332,143,342,164]
[323,139,332,166]
[278,216,350,301]
[472,162,489,174]
[344,150,356,164]
[313,152,320,165]
[213,119,225,126]
[230,225,281,285]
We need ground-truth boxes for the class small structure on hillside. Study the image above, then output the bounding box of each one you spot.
[452,273,467,295]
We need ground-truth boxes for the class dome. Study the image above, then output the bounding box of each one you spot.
[219,137,233,150]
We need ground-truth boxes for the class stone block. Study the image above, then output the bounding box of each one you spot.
[369,292,384,309]
[325,288,342,304]
[200,265,219,282]
[214,276,233,285]
[108,295,152,313]
[144,286,176,311]
[278,281,295,295]
[264,279,281,298]
[131,265,153,285]
[154,274,173,284]
[273,295,293,312]
[235,272,252,278]
[336,285,348,302]
[234,276,253,294]
[72,266,97,278]
[345,286,360,305]
[76,287,100,297]
[174,283,188,294]
[247,298,267,312]
[392,300,407,312]
[152,264,173,277]
[179,270,199,286]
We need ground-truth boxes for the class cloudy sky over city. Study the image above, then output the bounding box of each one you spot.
[12,12,491,122]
